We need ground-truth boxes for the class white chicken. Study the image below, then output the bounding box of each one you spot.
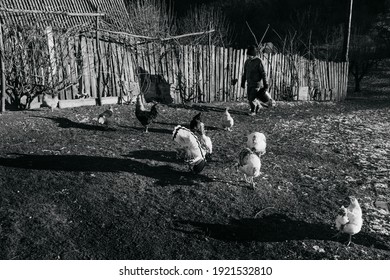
[42,93,59,112]
[246,132,266,156]
[98,106,113,126]
[199,122,212,155]
[222,107,234,131]
[172,125,207,174]
[238,148,261,189]
[334,196,363,246]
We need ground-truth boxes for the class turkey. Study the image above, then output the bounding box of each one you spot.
[172,125,207,174]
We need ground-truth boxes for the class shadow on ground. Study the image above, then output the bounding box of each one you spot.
[37,116,110,131]
[0,153,213,186]
[173,213,390,250]
[118,125,173,134]
[168,103,249,116]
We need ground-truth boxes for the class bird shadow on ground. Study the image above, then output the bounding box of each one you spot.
[192,104,249,116]
[154,121,220,131]
[124,150,179,164]
[0,153,213,187]
[172,213,390,250]
[118,125,172,135]
[154,121,189,128]
[36,116,111,131]
[167,103,248,116]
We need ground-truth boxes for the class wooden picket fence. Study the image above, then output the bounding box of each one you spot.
[1,29,349,108]
[49,36,349,104]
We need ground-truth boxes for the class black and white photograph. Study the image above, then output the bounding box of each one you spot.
[0,0,389,273]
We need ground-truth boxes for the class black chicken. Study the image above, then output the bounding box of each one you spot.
[189,112,202,133]
[135,94,158,133]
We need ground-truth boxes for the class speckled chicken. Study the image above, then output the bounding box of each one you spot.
[246,132,266,156]
[238,147,261,188]
[135,94,158,133]
[42,93,59,112]
[199,122,212,156]
[172,125,207,173]
[334,196,363,246]
[98,106,113,126]
[222,108,234,131]
[335,206,349,231]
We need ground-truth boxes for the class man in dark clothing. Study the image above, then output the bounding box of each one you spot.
[241,45,273,115]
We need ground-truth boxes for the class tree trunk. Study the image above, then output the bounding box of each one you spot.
[0,23,5,113]
[342,0,354,61]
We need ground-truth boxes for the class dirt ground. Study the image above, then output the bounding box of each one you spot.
[0,63,389,260]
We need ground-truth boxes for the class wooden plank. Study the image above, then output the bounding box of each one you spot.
[344,62,349,100]
[125,45,135,97]
[268,53,275,100]
[68,36,78,99]
[209,45,215,102]
[222,47,227,101]
[273,54,277,100]
[214,45,219,102]
[116,43,126,99]
[127,45,135,83]
[196,45,202,102]
[219,47,224,101]
[231,48,238,100]
[45,26,57,87]
[207,45,212,102]
[192,45,198,101]
[213,46,218,101]
[240,49,247,101]
[56,36,65,100]
[0,22,5,113]
[197,45,203,102]
[113,42,122,98]
[226,47,232,101]
[87,37,97,98]
[159,44,167,83]
[276,54,281,100]
[183,45,190,98]
[223,47,228,101]
[150,42,157,75]
[187,45,194,101]
[164,45,172,92]
[80,36,91,98]
[330,62,334,101]
[201,45,208,102]
[62,37,72,100]
[172,45,180,103]
[99,40,108,97]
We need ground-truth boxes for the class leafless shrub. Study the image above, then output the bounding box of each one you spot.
[177,4,233,47]
[124,0,176,38]
[2,22,84,109]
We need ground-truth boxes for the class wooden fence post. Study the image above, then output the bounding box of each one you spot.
[95,11,102,106]
[0,23,5,113]
[45,26,57,87]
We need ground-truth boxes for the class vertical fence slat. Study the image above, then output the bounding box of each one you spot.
[201,45,207,102]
